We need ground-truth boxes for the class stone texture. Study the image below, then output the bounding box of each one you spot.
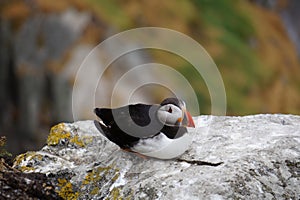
[13,114,300,199]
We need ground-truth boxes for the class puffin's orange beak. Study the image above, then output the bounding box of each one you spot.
[185,111,195,127]
[179,108,195,128]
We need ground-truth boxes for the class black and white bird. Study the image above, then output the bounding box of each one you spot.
[94,98,195,159]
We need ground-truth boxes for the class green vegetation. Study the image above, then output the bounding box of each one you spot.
[193,0,255,39]
[43,0,300,115]
[4,0,299,115]
[87,0,131,29]
[191,0,261,114]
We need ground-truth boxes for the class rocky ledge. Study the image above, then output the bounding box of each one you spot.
[8,114,300,199]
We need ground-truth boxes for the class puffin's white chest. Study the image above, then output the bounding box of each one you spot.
[131,133,192,159]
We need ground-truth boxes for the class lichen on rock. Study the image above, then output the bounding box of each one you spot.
[47,123,86,148]
[13,151,43,172]
[56,178,79,200]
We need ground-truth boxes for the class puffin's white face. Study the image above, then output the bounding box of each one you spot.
[157,104,183,126]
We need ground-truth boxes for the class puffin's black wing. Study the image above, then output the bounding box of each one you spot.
[94,119,139,149]
[94,104,161,127]
[94,104,163,148]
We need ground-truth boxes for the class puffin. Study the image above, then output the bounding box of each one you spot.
[94,98,195,159]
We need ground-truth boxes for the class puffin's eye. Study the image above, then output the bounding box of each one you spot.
[168,107,172,113]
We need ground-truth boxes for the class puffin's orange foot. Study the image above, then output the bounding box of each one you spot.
[121,148,148,159]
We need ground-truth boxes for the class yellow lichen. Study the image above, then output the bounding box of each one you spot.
[13,151,43,171]
[82,166,116,185]
[109,188,122,200]
[47,123,71,146]
[13,153,27,167]
[56,178,79,200]
[81,165,121,197]
[90,187,99,195]
[47,123,87,147]
[69,135,85,147]
[82,167,103,185]
[107,187,134,200]
[20,166,35,172]
[111,173,120,182]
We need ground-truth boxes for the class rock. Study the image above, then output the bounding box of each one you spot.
[12,114,300,199]
[0,158,62,200]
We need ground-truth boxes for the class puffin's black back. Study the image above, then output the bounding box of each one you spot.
[94,104,161,148]
[95,104,158,127]
[94,103,188,149]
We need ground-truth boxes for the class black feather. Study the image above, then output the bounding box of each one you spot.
[94,102,188,149]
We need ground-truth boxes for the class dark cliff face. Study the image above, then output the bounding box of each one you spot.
[0,1,158,155]
[0,3,94,154]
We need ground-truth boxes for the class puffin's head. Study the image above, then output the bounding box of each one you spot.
[157,98,195,128]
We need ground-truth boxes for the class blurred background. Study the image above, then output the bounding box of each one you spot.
[0,0,300,155]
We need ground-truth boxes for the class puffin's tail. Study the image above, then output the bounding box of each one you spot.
[93,108,115,142]
[93,120,114,140]
[94,108,113,124]
[94,120,109,137]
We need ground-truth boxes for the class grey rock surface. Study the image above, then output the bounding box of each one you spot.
[13,114,300,199]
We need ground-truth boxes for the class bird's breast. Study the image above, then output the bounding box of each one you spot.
[131,133,192,159]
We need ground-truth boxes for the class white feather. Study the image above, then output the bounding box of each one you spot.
[131,133,192,159]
